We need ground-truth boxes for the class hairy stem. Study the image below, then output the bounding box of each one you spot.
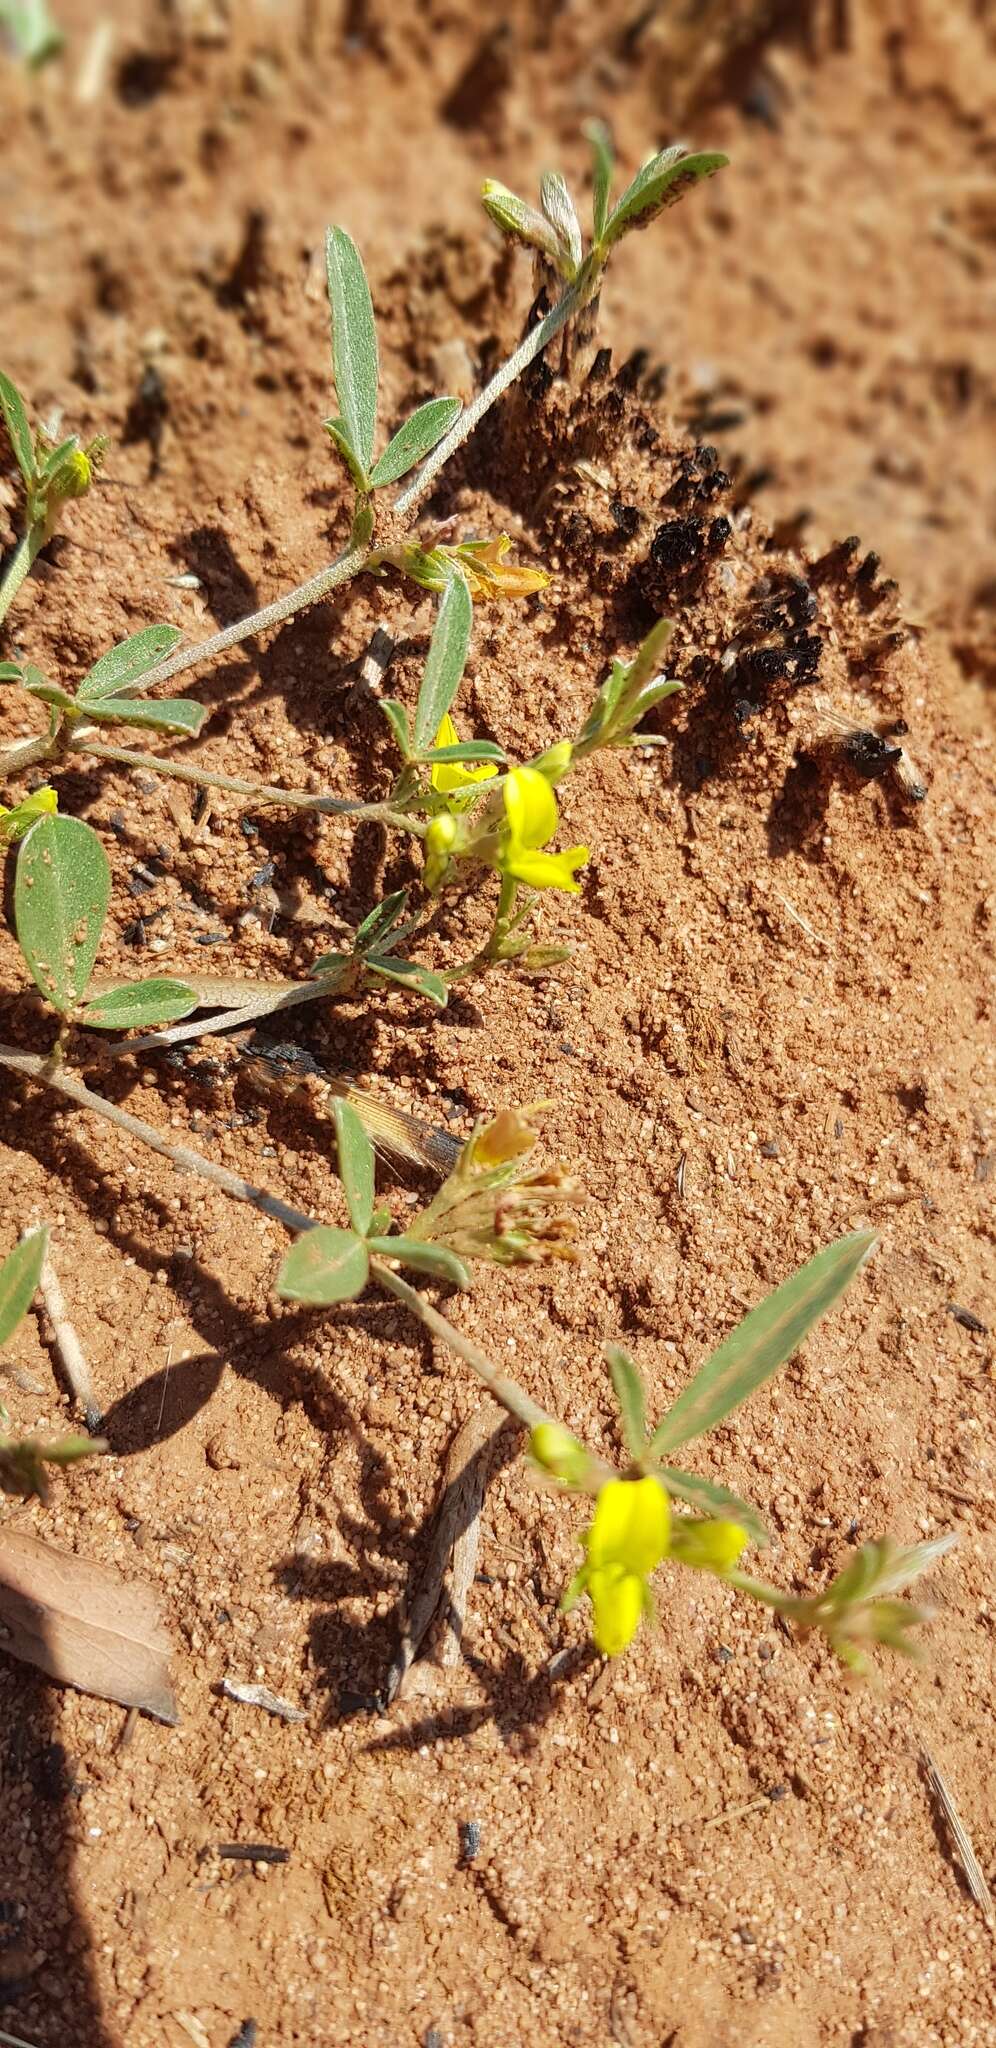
[393,283,583,520]
[0,525,45,629]
[134,541,370,693]
[0,1044,314,1233]
[372,1257,552,1437]
[76,735,425,836]
[82,282,583,698]
[0,729,56,777]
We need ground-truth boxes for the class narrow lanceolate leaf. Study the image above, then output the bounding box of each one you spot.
[370,397,462,490]
[603,148,728,248]
[77,625,184,704]
[650,1230,878,1456]
[80,978,199,1031]
[585,119,614,244]
[366,956,448,1009]
[540,171,583,277]
[83,696,207,737]
[606,1345,647,1457]
[480,181,562,265]
[418,739,506,766]
[333,1099,375,1236]
[15,814,110,1014]
[413,573,473,751]
[353,889,410,956]
[277,1227,371,1306]
[367,1237,470,1289]
[0,369,35,486]
[379,697,411,760]
[20,669,76,708]
[0,1227,49,1349]
[325,225,379,480]
[658,1467,768,1550]
[324,417,372,494]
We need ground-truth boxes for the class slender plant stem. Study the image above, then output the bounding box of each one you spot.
[0,730,56,777]
[372,1258,548,1435]
[0,1044,314,1233]
[75,735,426,835]
[135,541,369,693]
[80,283,583,699]
[0,525,45,628]
[393,283,583,520]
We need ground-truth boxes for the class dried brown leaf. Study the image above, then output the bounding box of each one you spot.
[0,1528,178,1722]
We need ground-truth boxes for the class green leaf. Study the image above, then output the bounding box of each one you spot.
[379,697,411,760]
[650,1229,878,1456]
[369,1206,392,1236]
[80,978,199,1031]
[83,696,207,737]
[413,574,473,752]
[0,1227,49,1349]
[325,226,379,479]
[416,739,506,766]
[333,1099,375,1236]
[35,435,79,489]
[0,0,64,67]
[370,397,462,490]
[353,890,409,955]
[324,417,372,494]
[308,949,350,982]
[367,1237,470,1289]
[0,369,35,486]
[77,625,184,704]
[606,1344,647,1458]
[603,149,728,249]
[539,171,583,277]
[20,668,75,709]
[277,1227,370,1305]
[481,181,562,265]
[15,814,110,1014]
[0,660,25,682]
[658,1467,768,1549]
[366,956,448,1008]
[585,119,614,244]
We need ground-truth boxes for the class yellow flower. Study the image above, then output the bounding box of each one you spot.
[430,713,498,809]
[530,1423,592,1487]
[564,1475,671,1656]
[500,765,588,894]
[0,787,57,843]
[668,1517,749,1575]
[451,534,550,601]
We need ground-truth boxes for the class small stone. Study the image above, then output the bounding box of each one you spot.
[206,1431,242,1471]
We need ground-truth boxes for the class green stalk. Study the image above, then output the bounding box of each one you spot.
[132,540,370,694]
[114,280,585,695]
[76,734,426,836]
[0,525,45,629]
[393,282,584,520]
[371,1257,552,1434]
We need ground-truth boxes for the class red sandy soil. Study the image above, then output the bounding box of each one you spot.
[0,4,993,2044]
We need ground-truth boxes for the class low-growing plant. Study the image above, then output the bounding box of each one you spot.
[0,131,952,1688]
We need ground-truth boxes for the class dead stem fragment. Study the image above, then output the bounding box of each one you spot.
[921,1747,995,1926]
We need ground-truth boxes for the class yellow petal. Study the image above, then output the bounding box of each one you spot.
[503,766,559,850]
[530,1423,590,1487]
[668,1518,749,1574]
[587,1476,670,1575]
[588,1564,647,1656]
[503,844,589,893]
